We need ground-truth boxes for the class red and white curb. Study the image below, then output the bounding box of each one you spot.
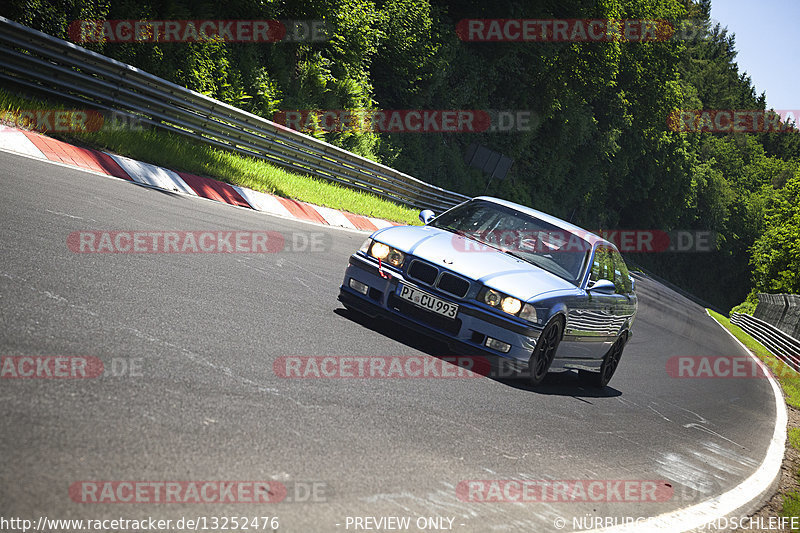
[0,126,403,232]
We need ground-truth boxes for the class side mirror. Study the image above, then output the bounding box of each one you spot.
[587,279,616,295]
[419,209,436,224]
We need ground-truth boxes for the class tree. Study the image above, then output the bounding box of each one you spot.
[751,171,800,294]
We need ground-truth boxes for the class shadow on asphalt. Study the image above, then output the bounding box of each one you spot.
[335,306,622,399]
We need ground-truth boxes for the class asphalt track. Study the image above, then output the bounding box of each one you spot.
[0,150,781,532]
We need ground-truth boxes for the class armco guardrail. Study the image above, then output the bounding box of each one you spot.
[753,293,800,339]
[730,312,800,373]
[0,16,470,212]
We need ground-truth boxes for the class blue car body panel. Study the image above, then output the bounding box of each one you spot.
[338,197,638,375]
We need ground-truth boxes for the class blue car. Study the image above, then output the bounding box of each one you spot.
[338,197,638,387]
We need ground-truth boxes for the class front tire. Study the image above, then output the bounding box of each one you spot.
[579,335,627,388]
[528,318,563,385]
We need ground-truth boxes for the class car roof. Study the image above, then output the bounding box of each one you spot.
[471,196,613,248]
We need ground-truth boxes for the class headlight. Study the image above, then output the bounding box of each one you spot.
[480,288,523,317]
[484,289,502,307]
[359,238,371,253]
[501,296,522,315]
[371,241,390,259]
[386,248,405,267]
[369,241,405,267]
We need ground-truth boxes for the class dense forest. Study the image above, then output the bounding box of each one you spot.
[3,0,799,311]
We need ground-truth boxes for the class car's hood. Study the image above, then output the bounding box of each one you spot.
[372,225,579,300]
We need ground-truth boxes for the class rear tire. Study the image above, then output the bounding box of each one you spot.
[579,335,626,388]
[528,318,563,385]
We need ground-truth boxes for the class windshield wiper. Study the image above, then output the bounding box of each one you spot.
[501,249,529,262]
[502,249,552,272]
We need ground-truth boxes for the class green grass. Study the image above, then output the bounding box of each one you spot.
[784,492,800,529]
[707,309,800,530]
[0,88,422,225]
[790,427,800,451]
[789,427,800,529]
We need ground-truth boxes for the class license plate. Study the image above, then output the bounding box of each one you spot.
[398,284,458,319]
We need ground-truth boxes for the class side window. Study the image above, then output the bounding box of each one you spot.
[590,247,614,283]
[611,249,632,294]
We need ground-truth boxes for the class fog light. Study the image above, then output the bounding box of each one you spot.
[485,337,511,353]
[349,278,369,295]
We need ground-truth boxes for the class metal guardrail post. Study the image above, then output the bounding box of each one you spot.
[783,294,800,339]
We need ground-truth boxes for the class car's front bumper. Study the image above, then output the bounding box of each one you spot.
[338,253,543,366]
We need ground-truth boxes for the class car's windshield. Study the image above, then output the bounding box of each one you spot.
[431,200,592,283]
